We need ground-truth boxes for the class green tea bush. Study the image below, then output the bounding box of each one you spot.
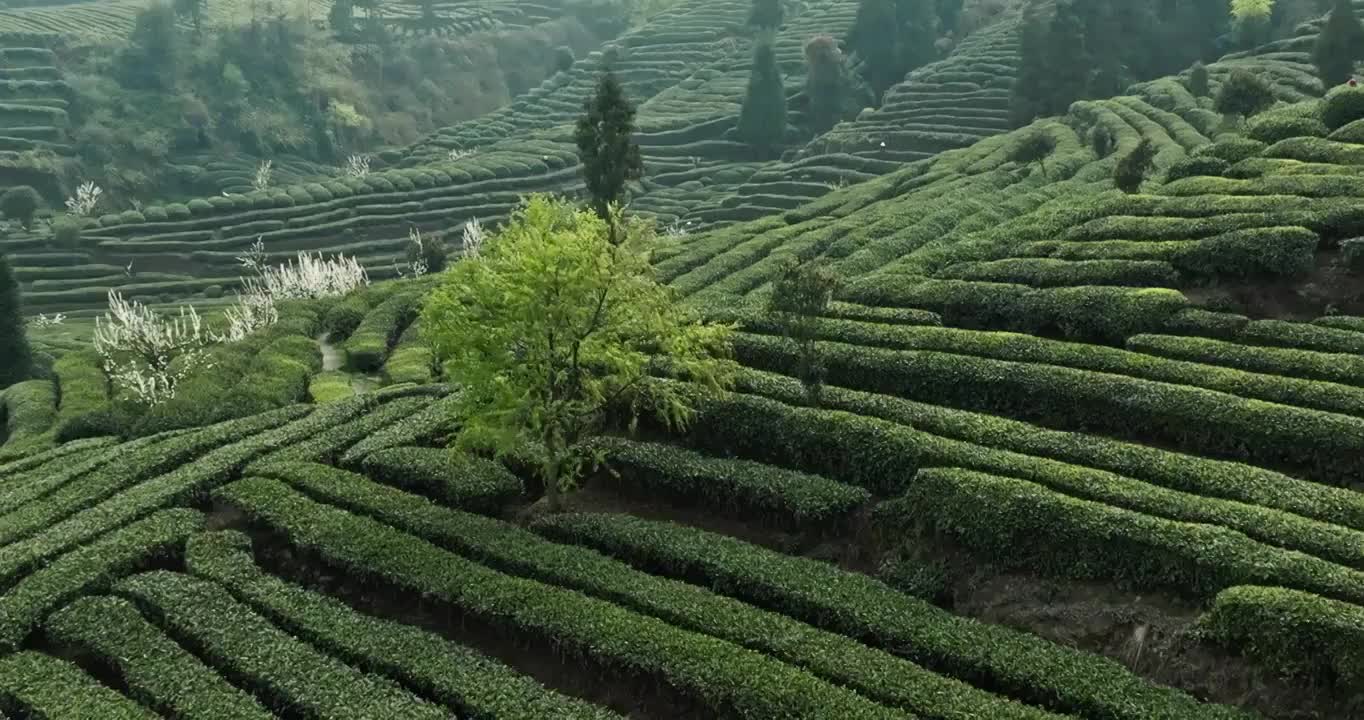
[0,508,204,653]
[45,595,273,720]
[1323,85,1364,130]
[307,370,353,404]
[115,570,450,719]
[344,293,418,373]
[1192,137,1267,163]
[887,468,1364,603]
[530,512,1249,720]
[1164,156,1229,181]
[165,203,191,220]
[321,294,369,339]
[1248,113,1329,144]
[187,199,213,215]
[354,447,522,513]
[1202,585,1364,688]
[0,651,157,719]
[184,531,617,720]
[583,437,868,529]
[212,477,919,720]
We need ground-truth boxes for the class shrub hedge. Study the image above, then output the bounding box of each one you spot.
[213,477,915,720]
[884,468,1364,603]
[0,651,157,720]
[339,390,460,466]
[677,385,920,496]
[307,370,354,404]
[252,394,434,466]
[1201,585,1364,688]
[583,436,869,529]
[224,472,1048,719]
[726,368,1364,533]
[114,570,451,719]
[352,446,522,513]
[0,435,115,480]
[529,512,1250,720]
[1127,333,1364,387]
[0,508,203,653]
[733,332,1364,484]
[45,595,274,720]
[184,531,620,720]
[345,292,419,372]
[0,407,303,549]
[0,393,381,587]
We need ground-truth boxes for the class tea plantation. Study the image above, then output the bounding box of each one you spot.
[2,0,1364,717]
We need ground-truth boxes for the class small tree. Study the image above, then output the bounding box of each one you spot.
[846,0,901,98]
[0,251,32,388]
[51,216,82,249]
[769,257,839,404]
[1188,61,1211,96]
[0,186,40,229]
[1114,138,1156,193]
[574,72,644,224]
[748,0,783,29]
[421,195,736,511]
[736,37,788,155]
[1314,0,1364,87]
[1010,129,1056,176]
[1214,69,1276,117]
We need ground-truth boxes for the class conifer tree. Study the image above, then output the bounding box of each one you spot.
[736,37,788,155]
[0,251,32,389]
[805,35,850,134]
[748,0,783,29]
[1314,0,1364,87]
[574,72,644,223]
[846,0,900,98]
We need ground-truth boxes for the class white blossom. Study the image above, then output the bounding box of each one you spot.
[345,154,371,178]
[253,160,273,191]
[447,148,472,162]
[247,249,369,300]
[27,313,65,328]
[94,292,213,406]
[461,218,484,258]
[64,182,103,217]
[406,226,428,278]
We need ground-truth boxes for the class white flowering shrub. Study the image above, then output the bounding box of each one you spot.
[248,250,369,299]
[64,182,103,217]
[461,218,484,258]
[405,226,428,278]
[27,313,65,328]
[345,154,371,178]
[94,292,213,406]
[447,148,472,162]
[253,160,273,191]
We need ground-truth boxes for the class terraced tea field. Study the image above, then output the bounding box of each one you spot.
[4,0,1364,716]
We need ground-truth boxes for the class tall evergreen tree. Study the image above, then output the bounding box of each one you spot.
[804,35,849,134]
[846,0,901,97]
[748,0,783,29]
[575,72,644,223]
[898,0,940,71]
[1314,0,1364,87]
[0,251,32,389]
[736,37,788,155]
[1041,0,1091,115]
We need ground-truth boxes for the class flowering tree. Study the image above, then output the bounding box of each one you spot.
[94,292,213,406]
[461,218,484,258]
[253,160,273,191]
[64,182,103,217]
[345,154,371,178]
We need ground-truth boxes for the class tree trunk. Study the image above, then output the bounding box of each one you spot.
[545,460,563,512]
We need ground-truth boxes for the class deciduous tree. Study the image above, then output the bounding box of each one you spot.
[1114,138,1156,194]
[421,195,736,511]
[769,256,839,404]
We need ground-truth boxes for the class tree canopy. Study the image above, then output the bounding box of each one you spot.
[421,195,736,510]
[0,252,32,390]
[575,72,645,223]
[736,37,788,155]
[1314,0,1364,87]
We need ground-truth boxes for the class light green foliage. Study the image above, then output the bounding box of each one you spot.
[1203,585,1364,687]
[421,195,736,508]
[768,256,840,403]
[1322,85,1364,130]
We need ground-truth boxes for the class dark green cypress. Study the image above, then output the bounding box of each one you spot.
[574,72,644,222]
[846,0,901,98]
[1314,0,1364,87]
[0,251,32,389]
[736,38,788,155]
[748,0,783,29]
